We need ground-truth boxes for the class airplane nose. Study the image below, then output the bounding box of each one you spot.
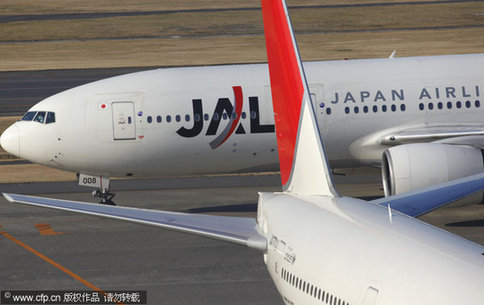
[1,124,20,157]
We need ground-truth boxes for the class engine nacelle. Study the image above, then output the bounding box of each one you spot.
[382,143,484,196]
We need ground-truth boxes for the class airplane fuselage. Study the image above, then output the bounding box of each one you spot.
[4,54,484,178]
[258,193,484,304]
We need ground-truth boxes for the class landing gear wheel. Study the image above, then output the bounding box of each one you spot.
[92,190,116,205]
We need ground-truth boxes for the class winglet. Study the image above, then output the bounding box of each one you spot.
[261,0,338,197]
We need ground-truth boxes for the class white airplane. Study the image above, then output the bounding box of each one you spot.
[2,12,484,204]
[4,0,484,303]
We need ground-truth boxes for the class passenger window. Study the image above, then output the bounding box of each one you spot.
[250,111,256,119]
[344,107,350,114]
[34,111,46,123]
[241,112,247,119]
[326,108,331,115]
[447,101,452,109]
[354,106,359,114]
[147,116,152,123]
[204,113,209,121]
[476,100,481,107]
[382,105,387,112]
[372,105,378,113]
[419,103,424,110]
[465,100,471,108]
[391,104,396,112]
[363,106,368,113]
[128,116,132,124]
[185,114,190,122]
[428,103,434,110]
[157,115,162,123]
[222,113,228,120]
[46,112,56,124]
[456,101,462,108]
[213,113,219,121]
[437,102,443,109]
[194,113,201,122]
[176,115,181,122]
[400,104,406,111]
[166,115,172,122]
[21,111,37,121]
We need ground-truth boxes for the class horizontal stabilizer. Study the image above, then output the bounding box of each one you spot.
[3,193,266,250]
[372,173,484,217]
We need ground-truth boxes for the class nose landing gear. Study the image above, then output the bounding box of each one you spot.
[92,189,116,205]
[78,173,116,205]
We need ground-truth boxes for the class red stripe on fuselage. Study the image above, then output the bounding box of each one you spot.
[217,86,244,148]
[262,0,304,186]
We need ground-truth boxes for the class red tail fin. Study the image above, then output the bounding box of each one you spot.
[262,0,337,196]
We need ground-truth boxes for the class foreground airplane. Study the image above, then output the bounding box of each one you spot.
[1,36,484,202]
[4,0,484,303]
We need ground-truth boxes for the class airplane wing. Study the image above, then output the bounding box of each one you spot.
[3,193,266,250]
[380,125,484,147]
[372,172,484,217]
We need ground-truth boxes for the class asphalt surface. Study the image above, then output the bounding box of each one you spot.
[0,174,483,305]
[0,68,152,116]
[1,1,481,23]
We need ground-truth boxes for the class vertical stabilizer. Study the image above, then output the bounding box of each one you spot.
[261,0,338,197]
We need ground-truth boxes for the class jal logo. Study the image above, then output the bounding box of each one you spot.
[177,86,274,149]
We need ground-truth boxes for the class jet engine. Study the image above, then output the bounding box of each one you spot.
[382,143,484,196]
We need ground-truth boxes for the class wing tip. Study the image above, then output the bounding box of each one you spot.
[3,193,14,203]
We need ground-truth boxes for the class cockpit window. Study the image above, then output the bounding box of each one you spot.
[33,111,46,123]
[20,110,55,124]
[46,112,56,124]
[21,111,37,121]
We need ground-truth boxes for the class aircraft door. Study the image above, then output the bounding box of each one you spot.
[111,102,136,140]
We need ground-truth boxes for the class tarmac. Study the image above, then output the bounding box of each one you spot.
[0,68,149,116]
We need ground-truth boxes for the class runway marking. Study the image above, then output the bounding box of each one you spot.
[35,223,68,235]
[0,230,125,305]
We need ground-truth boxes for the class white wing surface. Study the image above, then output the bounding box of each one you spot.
[3,193,266,250]
[372,172,484,217]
